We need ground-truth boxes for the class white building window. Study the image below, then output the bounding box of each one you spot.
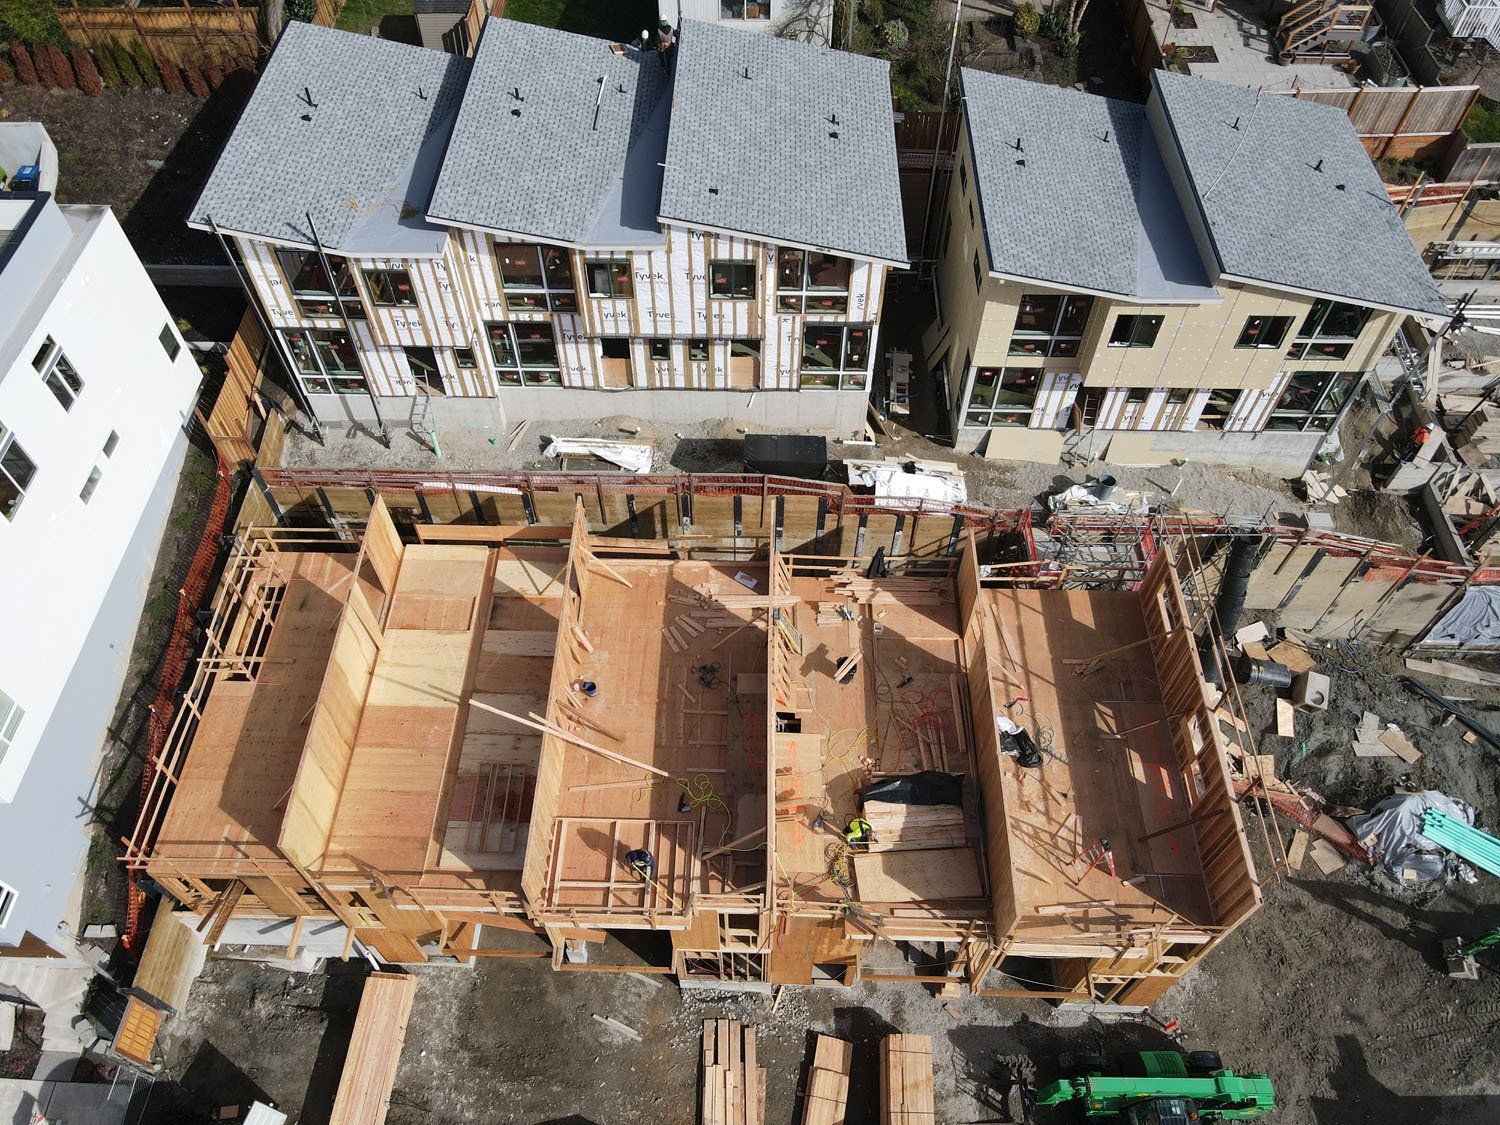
[32,337,84,410]
[800,324,871,390]
[80,466,103,503]
[103,431,119,458]
[0,689,23,770]
[0,424,36,522]
[722,0,771,19]
[0,880,15,928]
[778,248,850,313]
[159,323,183,362]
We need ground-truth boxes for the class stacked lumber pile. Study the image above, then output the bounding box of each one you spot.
[799,1034,852,1125]
[862,801,965,851]
[1442,393,1500,468]
[880,1033,935,1124]
[329,972,417,1125]
[834,577,950,605]
[701,1018,765,1125]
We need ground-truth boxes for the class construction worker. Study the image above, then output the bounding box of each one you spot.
[655,20,677,71]
[844,817,874,846]
[625,848,656,882]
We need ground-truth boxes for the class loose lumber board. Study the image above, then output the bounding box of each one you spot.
[111,996,163,1067]
[853,848,983,902]
[329,972,417,1125]
[1267,641,1318,675]
[880,1034,935,1125]
[701,1018,765,1125]
[1404,657,1500,688]
[800,1035,852,1125]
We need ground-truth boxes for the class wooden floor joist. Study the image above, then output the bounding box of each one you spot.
[701,1018,766,1125]
[329,972,418,1125]
[880,1033,935,1125]
[799,1034,852,1125]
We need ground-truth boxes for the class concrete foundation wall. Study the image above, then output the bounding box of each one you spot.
[957,424,1325,474]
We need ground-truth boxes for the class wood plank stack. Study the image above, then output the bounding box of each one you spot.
[880,1034,935,1125]
[799,1034,852,1125]
[329,972,417,1125]
[834,577,949,605]
[861,801,966,851]
[701,1018,765,1125]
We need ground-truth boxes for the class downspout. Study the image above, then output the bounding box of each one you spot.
[1200,533,1262,685]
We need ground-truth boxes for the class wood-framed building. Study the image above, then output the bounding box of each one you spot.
[187,18,907,437]
[127,497,1262,1003]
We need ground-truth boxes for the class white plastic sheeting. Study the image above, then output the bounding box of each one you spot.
[542,437,654,474]
[1425,586,1500,647]
[845,458,966,504]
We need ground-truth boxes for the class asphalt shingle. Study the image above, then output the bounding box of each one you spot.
[959,69,1213,301]
[427,19,671,247]
[187,22,467,254]
[658,19,907,265]
[1151,69,1449,318]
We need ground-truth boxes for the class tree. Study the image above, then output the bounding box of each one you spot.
[285,0,317,22]
[774,0,832,45]
[41,42,73,89]
[10,42,37,84]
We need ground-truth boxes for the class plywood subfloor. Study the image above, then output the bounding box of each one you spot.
[984,588,1212,933]
[155,554,355,862]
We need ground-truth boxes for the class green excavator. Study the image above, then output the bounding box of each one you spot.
[1034,1049,1276,1122]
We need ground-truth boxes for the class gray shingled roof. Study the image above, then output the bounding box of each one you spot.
[427,20,671,247]
[658,20,907,265]
[1151,70,1449,318]
[960,69,1213,301]
[188,22,467,254]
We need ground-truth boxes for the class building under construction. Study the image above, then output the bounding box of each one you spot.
[125,497,1266,1004]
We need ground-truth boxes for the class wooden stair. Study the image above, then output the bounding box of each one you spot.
[1276,0,1371,60]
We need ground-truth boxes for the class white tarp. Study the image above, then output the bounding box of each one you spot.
[1425,586,1500,647]
[542,437,654,474]
[846,458,966,504]
[1346,790,1478,886]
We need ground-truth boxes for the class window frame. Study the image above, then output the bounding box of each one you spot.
[720,0,771,19]
[486,322,563,387]
[496,244,578,312]
[583,258,634,300]
[1197,388,1242,431]
[0,689,22,772]
[1266,370,1362,432]
[41,349,83,410]
[963,367,1043,427]
[275,249,366,319]
[777,248,851,313]
[1009,293,1095,358]
[648,338,674,363]
[405,346,445,395]
[1108,314,1164,349]
[799,323,873,390]
[1235,315,1294,351]
[282,328,368,396]
[80,465,103,504]
[0,879,15,928]
[1286,300,1372,361]
[709,260,757,301]
[0,423,36,523]
[362,267,419,308]
[159,323,183,361]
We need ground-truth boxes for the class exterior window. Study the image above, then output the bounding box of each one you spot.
[688,339,710,362]
[710,260,756,300]
[939,214,952,259]
[959,161,967,194]
[406,347,444,394]
[497,244,577,312]
[363,268,417,308]
[1267,371,1361,432]
[30,337,52,372]
[276,250,364,319]
[584,259,633,299]
[0,689,22,770]
[1287,300,1371,360]
[1235,315,1293,350]
[1009,294,1093,358]
[965,367,1041,426]
[486,322,561,386]
[1198,388,1241,431]
[103,431,119,457]
[972,253,982,293]
[721,0,770,19]
[731,339,760,359]
[1109,314,1163,348]
[0,423,36,522]
[284,329,366,395]
[648,338,673,362]
[453,347,477,370]
[800,324,871,389]
[0,880,14,928]
[38,347,83,410]
[80,466,102,503]
[159,324,182,361]
[778,249,850,313]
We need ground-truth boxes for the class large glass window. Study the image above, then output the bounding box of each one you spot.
[583,259,633,300]
[1286,300,1371,361]
[964,367,1041,427]
[778,249,851,313]
[283,328,366,395]
[710,260,756,300]
[1235,315,1293,350]
[362,268,417,308]
[1267,371,1361,432]
[0,422,37,522]
[1109,314,1163,348]
[487,322,561,386]
[276,249,365,318]
[1009,294,1094,358]
[721,0,770,18]
[0,688,23,768]
[1198,388,1241,431]
[32,338,83,410]
[497,244,577,312]
[800,324,871,389]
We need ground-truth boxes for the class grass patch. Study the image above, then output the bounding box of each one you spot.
[336,0,414,36]
[504,0,657,42]
[1466,103,1500,144]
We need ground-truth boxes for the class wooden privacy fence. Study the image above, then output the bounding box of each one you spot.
[1282,84,1481,161]
[59,0,343,69]
[893,111,961,162]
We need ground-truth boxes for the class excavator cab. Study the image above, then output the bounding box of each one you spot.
[1123,1097,1200,1125]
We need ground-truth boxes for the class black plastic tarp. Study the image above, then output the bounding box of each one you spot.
[859,771,963,807]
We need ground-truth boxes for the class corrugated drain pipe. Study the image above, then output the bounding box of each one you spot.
[1201,534,1263,686]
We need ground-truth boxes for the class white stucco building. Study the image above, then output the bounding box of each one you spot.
[661,0,834,43]
[0,178,201,969]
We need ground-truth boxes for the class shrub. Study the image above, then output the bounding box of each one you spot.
[10,41,36,84]
[95,38,120,85]
[131,41,159,86]
[880,18,909,47]
[41,42,73,89]
[1013,1,1040,37]
[183,61,207,96]
[0,0,68,50]
[113,40,141,85]
[285,0,316,21]
[71,45,101,94]
[861,0,885,21]
[204,62,223,89]
[160,59,183,93]
[0,53,13,87]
